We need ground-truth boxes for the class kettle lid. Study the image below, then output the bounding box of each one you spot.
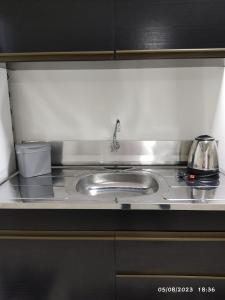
[195,135,215,141]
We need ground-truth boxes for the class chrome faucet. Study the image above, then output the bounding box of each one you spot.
[111,119,120,152]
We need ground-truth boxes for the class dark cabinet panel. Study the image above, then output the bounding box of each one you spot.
[0,231,115,300]
[1,0,225,60]
[2,210,225,231]
[116,232,225,275]
[117,275,225,300]
[115,0,225,56]
[0,0,114,54]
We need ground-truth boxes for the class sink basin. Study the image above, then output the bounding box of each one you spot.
[76,172,159,198]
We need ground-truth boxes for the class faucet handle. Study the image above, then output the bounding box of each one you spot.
[116,119,121,132]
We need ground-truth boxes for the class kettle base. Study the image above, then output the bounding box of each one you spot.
[187,167,219,179]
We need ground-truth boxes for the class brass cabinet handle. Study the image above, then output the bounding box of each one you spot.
[116,274,225,280]
[116,48,225,59]
[0,51,114,62]
[1,230,224,241]
[0,230,114,240]
[1,48,224,61]
[116,231,225,241]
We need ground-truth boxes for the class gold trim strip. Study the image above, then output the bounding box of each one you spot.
[116,48,225,59]
[116,274,225,280]
[117,48,225,53]
[0,51,114,62]
[116,231,225,241]
[1,230,225,241]
[0,230,114,240]
[1,48,224,62]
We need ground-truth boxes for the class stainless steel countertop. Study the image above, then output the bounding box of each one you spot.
[0,166,225,210]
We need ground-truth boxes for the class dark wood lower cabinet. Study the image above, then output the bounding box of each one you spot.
[0,229,225,300]
[115,232,225,300]
[0,231,115,300]
[116,232,225,275]
[116,275,225,300]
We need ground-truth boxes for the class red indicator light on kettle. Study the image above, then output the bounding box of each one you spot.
[188,174,197,181]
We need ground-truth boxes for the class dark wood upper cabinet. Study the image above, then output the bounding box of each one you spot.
[1,0,225,61]
[115,0,225,58]
[0,0,114,60]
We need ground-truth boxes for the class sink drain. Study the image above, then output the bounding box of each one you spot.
[104,166,134,170]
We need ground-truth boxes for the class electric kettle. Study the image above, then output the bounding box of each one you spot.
[187,135,219,176]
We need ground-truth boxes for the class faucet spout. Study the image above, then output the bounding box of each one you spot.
[111,119,120,152]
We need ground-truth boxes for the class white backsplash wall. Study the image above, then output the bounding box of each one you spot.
[8,61,225,168]
[0,64,15,181]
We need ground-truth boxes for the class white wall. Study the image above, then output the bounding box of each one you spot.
[8,60,225,169]
[9,61,223,141]
[211,68,225,172]
[0,64,15,181]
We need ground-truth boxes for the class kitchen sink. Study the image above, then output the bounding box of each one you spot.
[76,171,159,198]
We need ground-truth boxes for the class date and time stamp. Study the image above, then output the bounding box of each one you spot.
[157,286,216,294]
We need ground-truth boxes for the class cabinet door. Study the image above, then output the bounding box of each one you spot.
[0,0,114,58]
[115,0,225,58]
[0,231,115,300]
[117,275,225,300]
[116,232,225,275]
